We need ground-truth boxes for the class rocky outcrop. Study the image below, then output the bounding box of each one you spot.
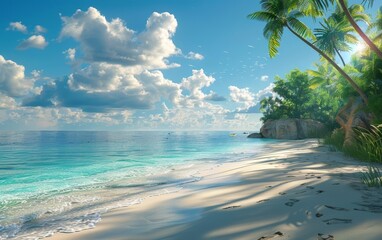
[260,119,327,140]
[247,132,263,138]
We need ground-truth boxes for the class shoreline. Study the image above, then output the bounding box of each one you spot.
[49,139,382,240]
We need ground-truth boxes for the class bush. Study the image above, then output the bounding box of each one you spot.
[324,128,345,152]
[324,125,382,163]
[360,165,382,187]
[352,125,382,163]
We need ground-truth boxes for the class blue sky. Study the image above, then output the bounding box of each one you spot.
[0,0,379,130]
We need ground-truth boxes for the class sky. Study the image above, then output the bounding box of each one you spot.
[0,0,379,131]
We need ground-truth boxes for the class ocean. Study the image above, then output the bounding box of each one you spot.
[0,131,274,239]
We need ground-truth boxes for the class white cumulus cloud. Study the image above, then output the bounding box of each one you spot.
[229,86,255,110]
[0,94,17,109]
[255,83,276,101]
[8,22,27,33]
[60,7,180,69]
[185,51,204,60]
[0,55,33,97]
[17,35,48,50]
[181,69,215,100]
[34,25,47,33]
[63,48,76,61]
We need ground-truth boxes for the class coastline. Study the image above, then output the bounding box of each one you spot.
[49,139,382,240]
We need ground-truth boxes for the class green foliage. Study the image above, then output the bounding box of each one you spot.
[325,125,382,163]
[360,165,382,187]
[248,0,316,58]
[260,69,340,129]
[251,0,382,154]
[314,18,358,66]
[352,125,382,162]
[260,69,310,120]
[324,128,345,151]
[351,40,382,122]
[368,95,382,123]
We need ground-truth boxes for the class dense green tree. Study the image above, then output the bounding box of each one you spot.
[307,59,338,91]
[351,51,382,123]
[260,69,340,128]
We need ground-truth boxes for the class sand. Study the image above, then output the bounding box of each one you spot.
[49,139,382,240]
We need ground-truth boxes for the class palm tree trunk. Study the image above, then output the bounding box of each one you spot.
[337,0,382,60]
[285,23,369,105]
[334,45,346,66]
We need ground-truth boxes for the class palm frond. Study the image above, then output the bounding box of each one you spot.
[288,17,315,40]
[268,27,284,58]
[247,11,278,22]
[361,0,374,8]
[349,4,371,25]
[263,20,283,39]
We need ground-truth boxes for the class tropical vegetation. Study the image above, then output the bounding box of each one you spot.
[250,0,382,163]
[260,69,341,130]
[360,165,382,187]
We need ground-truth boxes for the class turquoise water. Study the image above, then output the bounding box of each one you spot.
[0,131,274,239]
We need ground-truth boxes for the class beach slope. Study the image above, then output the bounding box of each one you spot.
[50,140,382,240]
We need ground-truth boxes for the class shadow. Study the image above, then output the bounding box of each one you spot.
[9,140,382,240]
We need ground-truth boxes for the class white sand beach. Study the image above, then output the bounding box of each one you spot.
[50,139,382,240]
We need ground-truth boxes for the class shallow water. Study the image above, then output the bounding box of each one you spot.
[0,131,274,239]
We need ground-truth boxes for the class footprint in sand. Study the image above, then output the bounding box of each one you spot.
[222,205,241,210]
[257,231,283,240]
[317,233,334,240]
[323,218,352,225]
[355,203,382,213]
[324,205,349,211]
[257,199,270,203]
[294,190,307,195]
[315,212,323,218]
[285,199,299,207]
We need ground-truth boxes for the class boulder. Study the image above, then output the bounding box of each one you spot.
[247,132,263,138]
[260,119,327,140]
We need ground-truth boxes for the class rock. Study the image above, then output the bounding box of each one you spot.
[260,119,327,140]
[247,132,263,138]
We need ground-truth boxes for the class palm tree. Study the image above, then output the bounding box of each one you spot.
[367,7,382,43]
[337,0,382,59]
[315,3,371,66]
[248,0,368,104]
[307,59,338,91]
[313,0,382,59]
[330,3,371,24]
[314,18,358,66]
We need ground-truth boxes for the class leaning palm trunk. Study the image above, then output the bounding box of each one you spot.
[337,0,382,60]
[285,23,369,105]
[334,45,346,66]
[336,97,371,147]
